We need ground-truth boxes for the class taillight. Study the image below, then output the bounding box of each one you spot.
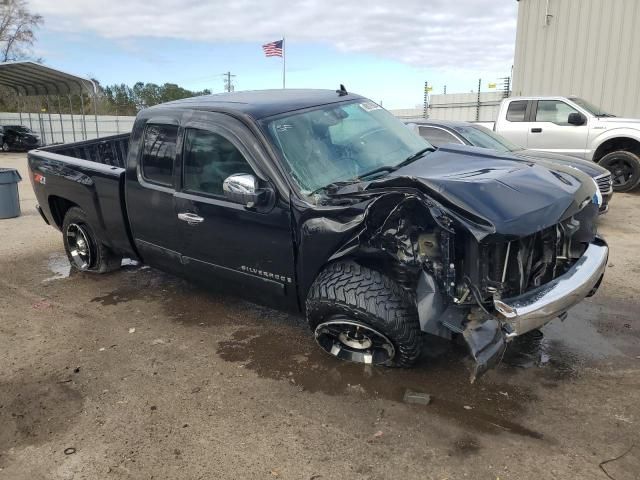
[32,172,46,185]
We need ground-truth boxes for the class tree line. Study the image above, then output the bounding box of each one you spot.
[101,82,212,115]
[0,1,213,115]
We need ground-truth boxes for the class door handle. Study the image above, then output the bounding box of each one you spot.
[531,127,543,133]
[178,212,204,224]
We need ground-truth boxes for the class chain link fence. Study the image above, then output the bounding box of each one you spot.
[0,111,136,145]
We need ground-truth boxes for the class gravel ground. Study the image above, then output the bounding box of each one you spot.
[1,152,639,480]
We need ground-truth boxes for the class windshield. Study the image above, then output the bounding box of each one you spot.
[452,125,524,153]
[569,97,614,117]
[264,100,431,194]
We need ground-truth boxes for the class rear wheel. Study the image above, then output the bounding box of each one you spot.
[306,261,421,367]
[2,142,9,152]
[62,207,121,273]
[599,150,640,192]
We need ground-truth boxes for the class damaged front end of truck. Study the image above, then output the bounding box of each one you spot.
[293,149,609,381]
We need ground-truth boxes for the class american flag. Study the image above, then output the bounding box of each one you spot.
[262,39,283,57]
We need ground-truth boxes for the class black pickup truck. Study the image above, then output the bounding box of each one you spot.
[28,89,609,379]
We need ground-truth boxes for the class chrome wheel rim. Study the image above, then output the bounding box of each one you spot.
[66,223,93,270]
[314,317,395,365]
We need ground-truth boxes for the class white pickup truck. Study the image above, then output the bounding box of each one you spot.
[485,96,640,192]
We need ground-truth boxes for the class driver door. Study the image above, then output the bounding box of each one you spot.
[174,114,298,310]
[527,100,589,158]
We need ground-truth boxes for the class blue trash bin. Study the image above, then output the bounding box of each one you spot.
[0,168,22,219]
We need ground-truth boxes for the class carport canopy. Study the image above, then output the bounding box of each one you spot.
[0,61,96,96]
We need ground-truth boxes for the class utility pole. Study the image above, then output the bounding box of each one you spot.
[423,81,429,119]
[223,72,237,92]
[476,78,482,121]
[499,76,511,98]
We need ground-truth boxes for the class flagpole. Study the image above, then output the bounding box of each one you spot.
[282,36,286,89]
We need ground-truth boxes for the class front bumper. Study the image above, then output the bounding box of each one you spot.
[493,237,608,336]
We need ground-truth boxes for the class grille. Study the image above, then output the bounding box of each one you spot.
[595,173,612,194]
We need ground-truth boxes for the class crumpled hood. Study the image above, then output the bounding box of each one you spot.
[369,144,598,240]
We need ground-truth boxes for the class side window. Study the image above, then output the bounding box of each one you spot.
[141,124,178,187]
[535,100,579,125]
[418,126,463,147]
[506,101,528,122]
[183,128,254,196]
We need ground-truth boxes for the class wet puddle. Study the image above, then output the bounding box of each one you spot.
[44,254,632,439]
[44,255,143,284]
[90,266,169,306]
[88,267,275,328]
[0,377,84,462]
[215,297,635,439]
[43,253,72,282]
[217,325,544,438]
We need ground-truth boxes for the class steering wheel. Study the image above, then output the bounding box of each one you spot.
[358,127,387,144]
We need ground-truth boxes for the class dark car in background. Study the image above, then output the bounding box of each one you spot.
[405,119,613,214]
[0,125,41,152]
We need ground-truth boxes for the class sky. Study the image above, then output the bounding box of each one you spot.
[28,0,518,109]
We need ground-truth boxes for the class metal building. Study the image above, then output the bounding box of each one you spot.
[0,61,102,145]
[512,0,640,118]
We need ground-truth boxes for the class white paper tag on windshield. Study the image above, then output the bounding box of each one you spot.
[359,101,382,112]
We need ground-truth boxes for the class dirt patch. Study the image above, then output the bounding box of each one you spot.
[0,377,84,460]
[449,435,482,457]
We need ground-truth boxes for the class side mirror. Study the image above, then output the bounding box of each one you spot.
[568,112,586,126]
[223,173,271,208]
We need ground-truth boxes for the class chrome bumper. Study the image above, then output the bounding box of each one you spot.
[493,238,608,336]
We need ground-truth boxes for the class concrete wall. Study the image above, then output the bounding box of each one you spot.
[512,0,640,117]
[0,112,136,145]
[390,91,505,122]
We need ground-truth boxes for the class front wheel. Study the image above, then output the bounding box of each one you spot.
[306,261,422,367]
[599,150,640,192]
[62,207,121,273]
[2,142,9,152]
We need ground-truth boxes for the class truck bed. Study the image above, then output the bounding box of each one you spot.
[28,133,137,259]
[43,133,130,167]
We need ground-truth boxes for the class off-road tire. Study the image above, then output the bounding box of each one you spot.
[599,150,640,192]
[306,261,422,367]
[62,207,122,273]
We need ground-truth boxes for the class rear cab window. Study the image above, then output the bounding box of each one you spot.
[140,124,178,187]
[506,101,528,122]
